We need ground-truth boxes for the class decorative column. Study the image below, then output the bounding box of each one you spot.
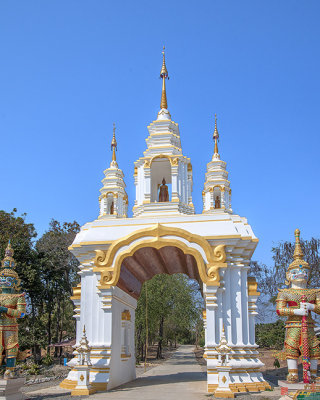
[204,284,219,392]
[221,187,225,209]
[143,162,151,203]
[247,277,260,345]
[171,162,179,202]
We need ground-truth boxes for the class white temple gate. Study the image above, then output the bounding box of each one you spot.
[60,49,270,394]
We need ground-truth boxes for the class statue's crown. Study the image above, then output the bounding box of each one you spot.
[1,241,21,289]
[287,229,310,272]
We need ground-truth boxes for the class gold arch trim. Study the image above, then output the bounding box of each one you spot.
[144,154,182,168]
[93,223,226,288]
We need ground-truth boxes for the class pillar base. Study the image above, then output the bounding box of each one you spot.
[214,388,234,398]
[71,387,96,396]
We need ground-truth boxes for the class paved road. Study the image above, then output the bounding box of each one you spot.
[27,345,207,400]
[27,345,281,399]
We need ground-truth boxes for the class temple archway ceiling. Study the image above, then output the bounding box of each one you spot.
[117,246,200,299]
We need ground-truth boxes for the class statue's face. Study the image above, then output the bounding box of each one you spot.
[289,266,309,283]
[0,276,17,291]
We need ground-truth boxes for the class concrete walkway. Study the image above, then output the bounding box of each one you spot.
[26,345,281,399]
[27,345,207,399]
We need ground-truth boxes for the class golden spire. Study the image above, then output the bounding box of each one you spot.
[288,229,310,271]
[160,46,169,110]
[111,123,117,162]
[213,114,220,157]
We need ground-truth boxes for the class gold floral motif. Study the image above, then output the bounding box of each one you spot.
[143,159,151,168]
[170,157,179,166]
[121,310,131,321]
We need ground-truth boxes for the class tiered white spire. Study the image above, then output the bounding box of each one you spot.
[133,47,194,217]
[99,124,128,218]
[202,115,232,213]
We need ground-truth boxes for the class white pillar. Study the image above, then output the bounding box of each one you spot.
[231,266,243,346]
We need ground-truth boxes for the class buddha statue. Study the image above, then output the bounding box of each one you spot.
[158,178,169,202]
[215,195,221,209]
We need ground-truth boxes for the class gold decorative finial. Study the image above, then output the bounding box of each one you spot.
[288,229,310,272]
[111,123,117,162]
[160,46,169,110]
[216,324,231,354]
[212,114,220,158]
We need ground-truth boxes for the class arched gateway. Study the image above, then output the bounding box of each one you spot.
[60,50,270,394]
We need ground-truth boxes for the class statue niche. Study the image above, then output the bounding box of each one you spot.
[106,193,115,215]
[150,157,171,202]
[214,187,221,209]
[214,195,221,209]
[158,178,169,202]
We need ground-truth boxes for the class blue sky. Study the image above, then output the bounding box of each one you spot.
[1,1,319,267]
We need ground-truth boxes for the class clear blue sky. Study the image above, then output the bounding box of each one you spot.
[1,1,319,267]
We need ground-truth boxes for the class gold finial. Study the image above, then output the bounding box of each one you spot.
[111,123,117,162]
[160,46,169,110]
[293,229,304,260]
[216,324,231,354]
[213,114,220,157]
[288,228,310,272]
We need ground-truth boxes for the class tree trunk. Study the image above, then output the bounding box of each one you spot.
[47,303,52,352]
[156,316,164,359]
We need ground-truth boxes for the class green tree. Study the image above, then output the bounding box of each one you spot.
[36,220,80,351]
[0,209,44,358]
[250,236,320,329]
[256,320,285,349]
[135,274,204,360]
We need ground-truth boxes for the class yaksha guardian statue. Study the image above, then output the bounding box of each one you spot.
[0,242,26,378]
[276,229,320,383]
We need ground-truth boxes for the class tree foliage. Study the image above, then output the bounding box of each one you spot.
[255,320,285,349]
[135,274,204,360]
[250,236,320,324]
[0,210,79,360]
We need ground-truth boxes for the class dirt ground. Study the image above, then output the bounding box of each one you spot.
[23,345,179,393]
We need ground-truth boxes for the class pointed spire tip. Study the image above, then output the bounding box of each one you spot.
[111,123,117,163]
[160,46,169,110]
[213,113,220,157]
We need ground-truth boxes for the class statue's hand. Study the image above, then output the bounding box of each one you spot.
[0,306,8,314]
[304,302,315,311]
[293,304,309,316]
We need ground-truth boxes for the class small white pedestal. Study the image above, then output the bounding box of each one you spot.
[214,366,234,398]
[0,378,25,400]
[71,365,96,396]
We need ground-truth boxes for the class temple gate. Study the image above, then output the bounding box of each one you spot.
[60,49,270,394]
